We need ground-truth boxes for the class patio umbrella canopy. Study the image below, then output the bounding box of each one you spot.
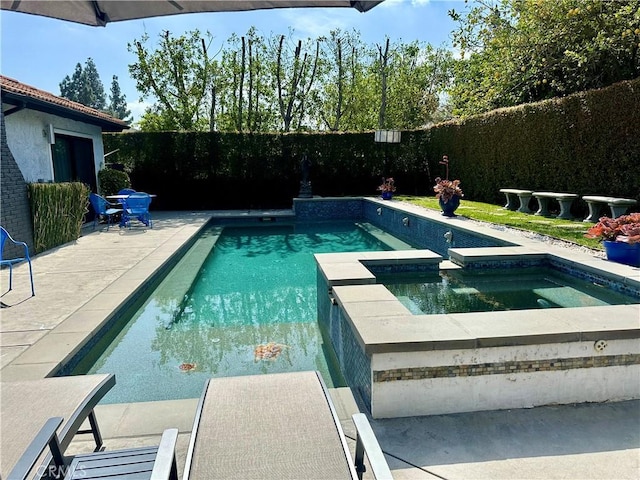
[1,0,383,26]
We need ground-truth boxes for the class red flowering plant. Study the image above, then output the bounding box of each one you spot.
[377,177,396,193]
[433,154,464,203]
[585,213,640,244]
[434,178,463,203]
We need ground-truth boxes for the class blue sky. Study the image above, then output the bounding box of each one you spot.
[1,0,463,122]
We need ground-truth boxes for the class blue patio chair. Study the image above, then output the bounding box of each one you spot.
[0,226,35,296]
[115,188,136,208]
[122,192,153,229]
[89,193,121,231]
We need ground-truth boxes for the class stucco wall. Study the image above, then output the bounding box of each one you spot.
[2,105,105,183]
[371,339,640,418]
[1,108,34,255]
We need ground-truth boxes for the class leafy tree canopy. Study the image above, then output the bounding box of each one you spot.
[448,0,640,116]
[128,28,454,133]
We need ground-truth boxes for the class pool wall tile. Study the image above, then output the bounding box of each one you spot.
[317,271,372,409]
[362,201,509,256]
[549,258,640,299]
[294,198,363,220]
[339,307,372,408]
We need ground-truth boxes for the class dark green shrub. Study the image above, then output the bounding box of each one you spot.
[98,168,131,196]
[28,182,89,254]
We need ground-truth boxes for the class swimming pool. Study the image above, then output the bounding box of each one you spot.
[381,267,637,314]
[74,221,405,403]
[53,198,639,416]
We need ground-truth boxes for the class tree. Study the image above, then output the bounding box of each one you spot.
[449,0,640,116]
[315,29,366,131]
[59,58,106,109]
[129,30,213,131]
[107,75,132,123]
[127,27,454,132]
[215,29,276,132]
[372,38,454,130]
[385,42,454,128]
[273,33,321,132]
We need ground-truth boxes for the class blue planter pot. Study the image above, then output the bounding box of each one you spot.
[439,195,461,217]
[381,191,393,200]
[604,240,640,267]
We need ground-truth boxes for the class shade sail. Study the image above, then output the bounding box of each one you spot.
[1,0,383,26]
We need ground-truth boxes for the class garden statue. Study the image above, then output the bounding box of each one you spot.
[299,153,312,198]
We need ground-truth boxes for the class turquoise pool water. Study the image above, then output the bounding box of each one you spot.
[77,222,397,403]
[382,268,637,314]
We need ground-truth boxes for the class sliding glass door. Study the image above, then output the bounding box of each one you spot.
[51,134,97,192]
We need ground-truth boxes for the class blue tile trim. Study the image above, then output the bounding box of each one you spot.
[362,201,510,256]
[294,198,363,220]
[548,259,640,299]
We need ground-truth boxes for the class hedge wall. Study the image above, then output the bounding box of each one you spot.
[429,77,640,207]
[104,77,640,212]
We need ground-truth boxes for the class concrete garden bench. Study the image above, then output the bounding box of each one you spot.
[581,196,638,222]
[531,192,578,219]
[499,189,533,213]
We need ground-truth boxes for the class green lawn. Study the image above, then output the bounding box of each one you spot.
[398,195,603,251]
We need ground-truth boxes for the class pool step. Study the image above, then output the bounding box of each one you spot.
[153,227,222,328]
[356,222,415,250]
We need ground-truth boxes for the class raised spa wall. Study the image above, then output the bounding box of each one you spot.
[308,198,640,419]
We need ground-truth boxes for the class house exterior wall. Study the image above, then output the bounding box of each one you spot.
[2,105,105,183]
[1,108,34,255]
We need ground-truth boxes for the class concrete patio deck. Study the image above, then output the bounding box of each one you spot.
[1,210,638,479]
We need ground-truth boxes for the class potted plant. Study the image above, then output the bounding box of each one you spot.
[585,213,640,267]
[378,177,396,200]
[433,155,464,217]
[434,178,464,216]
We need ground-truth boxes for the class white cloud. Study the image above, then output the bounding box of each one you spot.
[127,100,152,124]
[279,10,349,39]
[380,0,404,7]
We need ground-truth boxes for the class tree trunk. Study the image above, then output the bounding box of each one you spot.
[237,36,246,132]
[378,37,390,129]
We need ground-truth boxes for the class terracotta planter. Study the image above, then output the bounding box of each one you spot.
[603,240,640,267]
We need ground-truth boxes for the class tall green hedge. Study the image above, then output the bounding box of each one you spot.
[427,78,640,206]
[29,182,89,254]
[103,78,640,212]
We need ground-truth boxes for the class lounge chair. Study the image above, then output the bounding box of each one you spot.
[0,374,115,480]
[8,417,178,480]
[183,371,393,479]
[0,226,35,296]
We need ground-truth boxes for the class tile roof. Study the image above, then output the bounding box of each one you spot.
[1,75,129,130]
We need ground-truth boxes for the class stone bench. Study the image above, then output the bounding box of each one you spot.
[532,192,578,219]
[499,188,533,213]
[582,195,638,222]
